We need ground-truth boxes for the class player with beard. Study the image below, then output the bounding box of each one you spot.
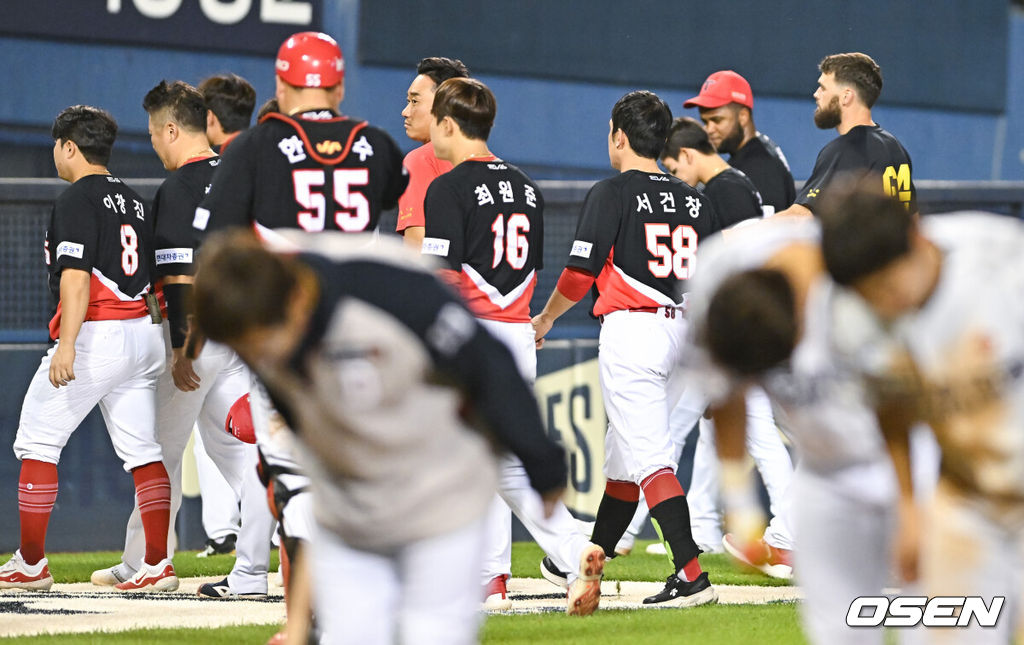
[683,70,794,215]
[777,53,916,217]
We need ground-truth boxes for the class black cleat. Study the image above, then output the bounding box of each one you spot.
[642,572,717,607]
[197,534,237,558]
[539,556,569,589]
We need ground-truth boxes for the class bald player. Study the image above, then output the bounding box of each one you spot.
[396,57,469,248]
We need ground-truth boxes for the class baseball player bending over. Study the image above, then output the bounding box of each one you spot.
[533,91,722,607]
[1,106,174,592]
[192,231,568,645]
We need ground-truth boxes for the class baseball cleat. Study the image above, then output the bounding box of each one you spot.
[196,534,237,558]
[91,563,133,586]
[197,576,268,599]
[567,543,605,616]
[722,534,793,580]
[540,556,569,589]
[114,558,178,592]
[482,574,512,611]
[0,550,54,591]
[642,572,717,607]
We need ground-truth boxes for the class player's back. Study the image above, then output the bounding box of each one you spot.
[153,157,219,276]
[196,110,408,236]
[423,158,543,322]
[46,175,154,338]
[570,170,720,316]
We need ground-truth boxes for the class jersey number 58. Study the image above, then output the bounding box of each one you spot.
[645,223,697,280]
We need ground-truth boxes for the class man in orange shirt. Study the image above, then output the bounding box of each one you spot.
[396,57,470,248]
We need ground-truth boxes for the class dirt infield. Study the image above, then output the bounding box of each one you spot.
[0,576,800,637]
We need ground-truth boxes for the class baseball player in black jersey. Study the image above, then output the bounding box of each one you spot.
[1,106,174,593]
[533,91,721,607]
[199,73,256,153]
[661,117,763,228]
[422,78,605,615]
[194,31,408,238]
[90,82,275,599]
[684,70,795,214]
[779,53,916,216]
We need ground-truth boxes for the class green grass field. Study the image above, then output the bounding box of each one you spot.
[1,541,807,644]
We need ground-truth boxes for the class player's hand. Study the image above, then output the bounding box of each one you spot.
[531,314,553,349]
[895,498,921,583]
[49,342,76,388]
[540,486,566,519]
[172,348,201,392]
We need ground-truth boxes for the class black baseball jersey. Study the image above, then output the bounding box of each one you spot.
[796,124,916,214]
[702,167,763,229]
[152,156,219,277]
[195,109,408,238]
[728,132,795,213]
[44,174,154,339]
[565,170,721,315]
[422,157,543,323]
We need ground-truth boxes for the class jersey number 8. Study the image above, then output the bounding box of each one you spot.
[120,224,139,276]
[645,223,697,280]
[293,168,371,232]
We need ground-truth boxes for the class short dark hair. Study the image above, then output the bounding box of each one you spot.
[819,175,913,286]
[257,97,280,122]
[820,52,883,108]
[704,269,798,376]
[193,230,300,344]
[143,80,207,133]
[416,57,470,87]
[199,74,256,133]
[51,105,118,166]
[662,116,715,159]
[431,77,496,141]
[612,91,673,159]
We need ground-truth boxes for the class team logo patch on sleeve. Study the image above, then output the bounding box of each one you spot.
[193,207,210,231]
[421,237,451,257]
[570,240,593,258]
[155,248,194,265]
[56,241,84,260]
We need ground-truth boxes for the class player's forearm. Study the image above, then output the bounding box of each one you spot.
[57,268,91,344]
[163,276,194,349]
[402,226,425,249]
[879,410,915,501]
[775,202,813,217]
[536,267,593,324]
[711,387,748,462]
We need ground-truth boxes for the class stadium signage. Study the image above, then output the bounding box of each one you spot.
[4,0,321,55]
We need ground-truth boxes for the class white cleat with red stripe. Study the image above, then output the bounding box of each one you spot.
[0,550,54,591]
[114,558,179,592]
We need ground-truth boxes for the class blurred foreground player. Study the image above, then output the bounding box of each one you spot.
[423,77,604,615]
[533,91,721,607]
[821,182,1024,644]
[1,106,174,592]
[192,230,569,645]
[688,215,896,644]
[397,56,469,248]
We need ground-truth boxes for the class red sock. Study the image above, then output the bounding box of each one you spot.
[280,540,291,616]
[18,459,59,565]
[641,468,684,508]
[132,462,171,565]
[681,556,703,582]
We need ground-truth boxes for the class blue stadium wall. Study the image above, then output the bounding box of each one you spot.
[0,1,1022,181]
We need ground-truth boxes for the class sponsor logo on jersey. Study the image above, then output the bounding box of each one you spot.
[570,240,593,259]
[155,248,194,265]
[302,110,336,121]
[421,237,451,257]
[56,241,84,260]
[847,596,1004,628]
[649,175,670,181]
[316,140,343,155]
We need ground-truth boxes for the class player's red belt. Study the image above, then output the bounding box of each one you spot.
[599,307,678,323]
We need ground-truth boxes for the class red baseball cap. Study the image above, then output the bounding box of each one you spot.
[683,71,753,109]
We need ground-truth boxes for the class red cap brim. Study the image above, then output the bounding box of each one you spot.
[683,94,731,109]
